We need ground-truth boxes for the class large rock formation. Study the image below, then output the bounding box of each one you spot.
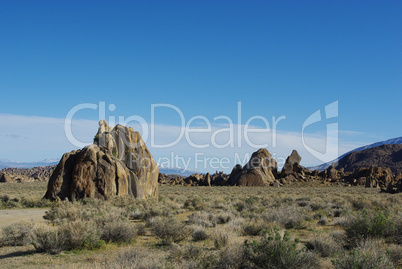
[281,150,302,177]
[229,148,277,186]
[44,120,158,201]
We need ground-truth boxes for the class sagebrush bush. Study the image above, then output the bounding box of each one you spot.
[187,211,215,227]
[214,211,234,224]
[213,227,233,249]
[59,221,104,250]
[184,196,206,210]
[244,227,318,269]
[242,219,272,236]
[306,233,343,257]
[345,209,395,245]
[111,247,162,269]
[192,226,209,241]
[264,205,307,229]
[1,221,33,246]
[332,247,394,269]
[100,220,137,243]
[32,226,66,254]
[150,217,191,245]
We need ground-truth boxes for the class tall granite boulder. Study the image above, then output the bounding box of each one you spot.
[44,120,158,201]
[229,148,277,186]
[280,150,302,177]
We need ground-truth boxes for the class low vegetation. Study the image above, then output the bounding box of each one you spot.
[0,182,401,268]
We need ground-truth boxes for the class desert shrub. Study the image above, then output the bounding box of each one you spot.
[234,201,246,212]
[385,244,402,266]
[345,209,394,245]
[136,223,147,236]
[244,227,318,269]
[317,216,328,226]
[242,219,272,236]
[392,212,402,245]
[215,241,246,268]
[184,196,206,210]
[264,205,307,229]
[332,245,394,269]
[306,233,343,257]
[350,198,372,211]
[59,221,104,250]
[43,201,82,223]
[213,227,233,249]
[32,226,66,254]
[112,247,162,269]
[20,197,53,208]
[192,226,209,241]
[187,211,215,227]
[149,217,191,245]
[100,220,137,243]
[214,211,234,224]
[169,244,204,264]
[1,221,33,246]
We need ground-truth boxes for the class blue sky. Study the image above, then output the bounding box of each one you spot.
[0,1,401,171]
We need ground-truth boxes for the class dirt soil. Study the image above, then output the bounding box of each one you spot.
[0,209,47,229]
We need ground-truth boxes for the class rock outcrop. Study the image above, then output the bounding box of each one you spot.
[229,148,277,186]
[281,150,302,177]
[44,120,158,201]
[0,165,56,183]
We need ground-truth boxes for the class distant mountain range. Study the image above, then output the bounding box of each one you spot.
[158,167,198,176]
[309,137,402,171]
[0,158,58,170]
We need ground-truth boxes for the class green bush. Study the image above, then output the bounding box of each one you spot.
[244,227,318,269]
[345,209,394,245]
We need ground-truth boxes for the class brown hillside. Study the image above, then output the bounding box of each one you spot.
[336,144,402,174]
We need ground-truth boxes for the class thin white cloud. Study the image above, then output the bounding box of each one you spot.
[0,113,373,172]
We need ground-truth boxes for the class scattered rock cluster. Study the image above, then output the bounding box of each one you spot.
[44,120,159,201]
[158,147,402,193]
[0,165,56,183]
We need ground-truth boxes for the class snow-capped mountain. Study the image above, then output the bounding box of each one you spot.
[158,166,198,176]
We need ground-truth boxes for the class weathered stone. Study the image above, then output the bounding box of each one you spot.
[229,148,277,186]
[281,150,302,177]
[44,121,158,201]
[0,173,14,183]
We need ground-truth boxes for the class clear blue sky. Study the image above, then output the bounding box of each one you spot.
[0,1,401,167]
